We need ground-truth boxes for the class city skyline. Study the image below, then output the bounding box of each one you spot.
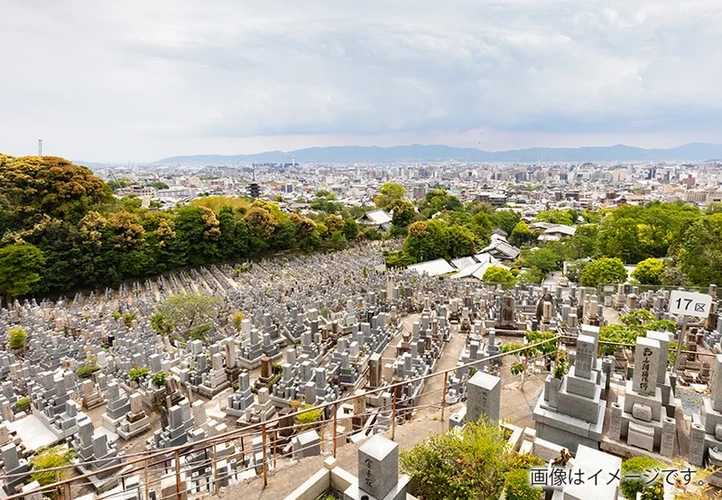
[2,1,721,162]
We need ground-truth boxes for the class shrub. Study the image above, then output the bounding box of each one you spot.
[128,367,150,383]
[30,445,77,492]
[620,456,664,500]
[123,312,136,328]
[77,364,101,379]
[16,397,31,412]
[189,323,212,342]
[296,404,323,431]
[400,419,537,500]
[505,468,543,500]
[8,327,28,350]
[151,371,170,387]
[553,352,568,379]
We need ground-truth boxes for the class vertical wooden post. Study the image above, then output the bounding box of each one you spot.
[212,442,218,493]
[55,470,62,500]
[144,457,150,500]
[273,430,277,469]
[174,450,182,500]
[262,424,268,488]
[391,388,397,441]
[440,372,448,422]
[333,401,338,458]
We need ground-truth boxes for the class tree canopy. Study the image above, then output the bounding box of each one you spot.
[155,292,223,340]
[580,257,627,287]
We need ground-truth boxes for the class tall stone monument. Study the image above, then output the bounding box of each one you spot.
[532,331,607,452]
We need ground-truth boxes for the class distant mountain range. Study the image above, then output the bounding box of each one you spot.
[148,142,722,165]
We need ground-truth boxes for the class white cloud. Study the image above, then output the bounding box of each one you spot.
[1,0,721,161]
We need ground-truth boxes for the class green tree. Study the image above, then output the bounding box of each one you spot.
[509,221,535,247]
[150,313,174,336]
[483,266,516,283]
[447,225,477,258]
[390,199,415,228]
[580,258,627,287]
[0,243,45,304]
[535,209,574,226]
[375,183,405,210]
[342,217,359,241]
[491,209,521,235]
[155,292,223,339]
[8,327,28,350]
[403,220,450,261]
[0,155,111,227]
[523,247,563,274]
[632,258,665,285]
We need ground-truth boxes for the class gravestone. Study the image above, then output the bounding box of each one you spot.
[465,372,501,423]
[343,434,409,500]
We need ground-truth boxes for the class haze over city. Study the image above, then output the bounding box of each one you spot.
[3,0,722,162]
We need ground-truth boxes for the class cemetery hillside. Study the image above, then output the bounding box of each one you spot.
[2,155,722,305]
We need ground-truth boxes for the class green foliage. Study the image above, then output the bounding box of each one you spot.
[565,259,589,283]
[598,311,676,355]
[375,183,405,210]
[29,445,77,491]
[400,418,541,500]
[128,367,150,383]
[384,250,417,268]
[524,331,557,356]
[620,457,664,500]
[151,371,171,387]
[632,258,665,285]
[509,221,536,247]
[505,468,543,500]
[111,311,122,321]
[8,327,28,350]
[535,209,575,226]
[150,313,174,336]
[510,362,526,376]
[16,396,31,412]
[77,364,101,379]
[232,311,244,332]
[0,243,45,304]
[523,247,563,275]
[122,312,136,328]
[482,266,516,283]
[501,342,524,353]
[156,292,222,337]
[296,404,323,431]
[553,352,568,379]
[579,257,627,286]
[490,209,521,235]
[390,199,415,228]
[189,323,212,341]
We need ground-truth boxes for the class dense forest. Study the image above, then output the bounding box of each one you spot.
[0,154,366,303]
[1,153,721,304]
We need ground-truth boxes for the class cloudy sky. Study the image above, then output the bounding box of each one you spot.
[1,0,721,162]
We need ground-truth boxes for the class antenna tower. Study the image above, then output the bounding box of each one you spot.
[38,139,43,156]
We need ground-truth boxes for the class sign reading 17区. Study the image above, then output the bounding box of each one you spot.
[668,290,712,317]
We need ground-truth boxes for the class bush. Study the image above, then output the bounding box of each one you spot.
[189,323,212,342]
[621,456,664,500]
[30,445,77,493]
[128,367,150,383]
[505,468,543,500]
[483,266,516,284]
[580,257,627,287]
[296,404,323,431]
[16,396,31,412]
[8,327,28,350]
[553,352,568,379]
[151,371,171,387]
[400,419,540,500]
[77,364,101,379]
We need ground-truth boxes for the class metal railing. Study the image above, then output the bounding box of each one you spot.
[2,334,566,500]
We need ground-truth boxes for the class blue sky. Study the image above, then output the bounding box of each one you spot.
[1,0,721,162]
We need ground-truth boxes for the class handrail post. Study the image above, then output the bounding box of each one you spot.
[391,387,397,441]
[440,372,448,422]
[262,424,268,488]
[55,470,62,500]
[333,401,338,458]
[174,449,182,500]
[212,442,218,493]
[144,456,149,500]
